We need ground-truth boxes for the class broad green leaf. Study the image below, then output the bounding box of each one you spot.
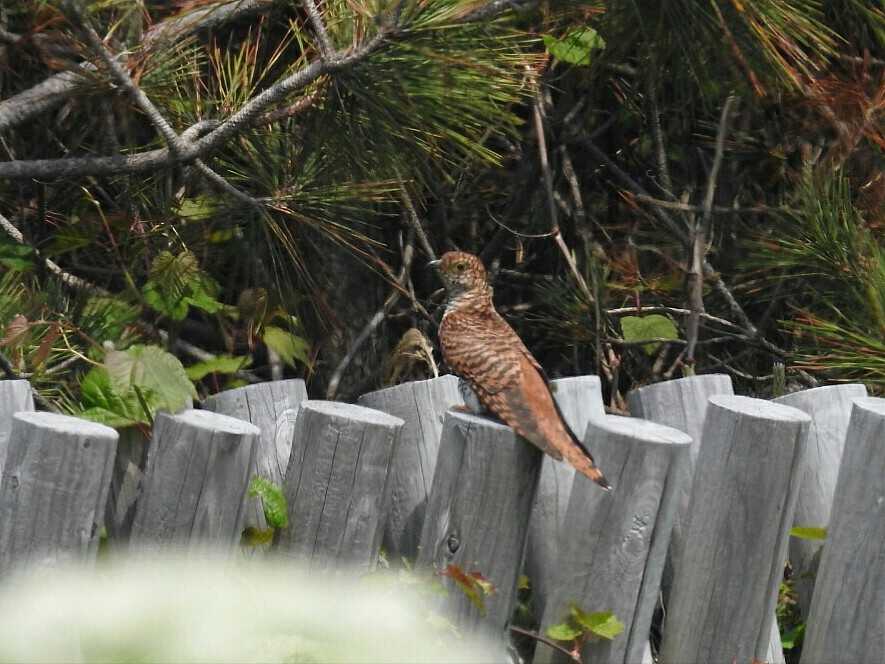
[542,28,605,66]
[789,526,827,541]
[176,195,216,220]
[142,251,221,320]
[621,314,680,355]
[79,366,151,427]
[263,326,310,367]
[545,622,582,642]
[184,290,224,314]
[186,355,250,381]
[143,282,189,320]
[105,344,196,413]
[517,574,531,591]
[248,477,289,529]
[573,610,624,640]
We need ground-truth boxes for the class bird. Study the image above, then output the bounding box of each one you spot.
[430,251,611,491]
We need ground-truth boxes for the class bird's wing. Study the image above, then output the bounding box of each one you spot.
[440,309,563,460]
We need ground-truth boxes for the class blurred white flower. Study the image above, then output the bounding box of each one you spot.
[0,550,504,663]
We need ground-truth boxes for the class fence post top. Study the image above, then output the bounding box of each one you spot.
[13,411,118,440]
[299,400,404,428]
[773,383,868,404]
[550,374,602,386]
[359,374,459,400]
[590,414,693,448]
[708,394,811,423]
[629,373,733,395]
[443,409,513,433]
[160,409,260,436]
[204,379,307,402]
[852,396,885,416]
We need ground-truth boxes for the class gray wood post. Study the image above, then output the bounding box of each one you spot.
[800,397,885,664]
[357,375,462,561]
[536,415,691,664]
[103,426,149,541]
[129,409,259,550]
[276,401,403,572]
[774,383,867,618]
[526,375,605,621]
[417,411,543,638]
[627,375,783,662]
[0,412,117,575]
[0,380,34,476]
[659,396,810,664]
[103,397,193,543]
[202,379,308,530]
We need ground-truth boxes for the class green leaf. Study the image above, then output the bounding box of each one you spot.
[262,325,310,367]
[545,622,583,642]
[241,526,275,547]
[105,344,196,413]
[781,622,805,650]
[248,476,289,529]
[572,609,624,640]
[176,195,216,220]
[517,574,531,591]
[790,526,827,541]
[542,28,605,66]
[79,366,151,427]
[186,355,250,381]
[142,251,222,320]
[621,314,680,355]
[0,241,35,271]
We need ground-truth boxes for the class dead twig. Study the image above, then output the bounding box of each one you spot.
[509,625,581,664]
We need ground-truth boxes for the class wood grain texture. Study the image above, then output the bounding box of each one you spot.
[660,396,810,664]
[357,374,462,561]
[628,376,786,663]
[103,426,149,542]
[525,375,605,621]
[0,412,117,576]
[129,409,259,550]
[537,415,691,664]
[417,411,543,638]
[202,379,308,529]
[0,380,34,476]
[276,401,403,572]
[774,383,867,619]
[800,397,885,664]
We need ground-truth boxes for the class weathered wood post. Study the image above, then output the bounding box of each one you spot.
[203,379,308,529]
[628,375,783,661]
[626,374,734,588]
[526,375,605,620]
[103,426,149,541]
[129,409,259,550]
[536,416,691,664]
[275,401,403,572]
[417,411,543,638]
[357,375,462,561]
[0,380,34,476]
[800,397,885,664]
[659,396,810,664]
[104,397,193,542]
[0,412,117,575]
[774,383,867,618]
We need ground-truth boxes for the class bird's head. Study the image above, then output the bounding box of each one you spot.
[430,251,489,300]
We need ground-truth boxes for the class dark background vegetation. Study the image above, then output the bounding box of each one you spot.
[0,0,881,411]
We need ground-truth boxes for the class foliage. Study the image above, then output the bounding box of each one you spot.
[248,476,289,529]
[546,604,625,648]
[440,564,496,616]
[789,526,827,541]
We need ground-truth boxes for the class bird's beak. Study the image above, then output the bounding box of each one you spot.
[426,259,441,269]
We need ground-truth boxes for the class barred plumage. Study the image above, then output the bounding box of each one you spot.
[432,251,610,491]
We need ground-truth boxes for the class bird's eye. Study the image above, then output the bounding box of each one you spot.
[455,262,467,272]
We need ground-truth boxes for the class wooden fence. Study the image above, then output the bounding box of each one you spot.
[0,373,881,664]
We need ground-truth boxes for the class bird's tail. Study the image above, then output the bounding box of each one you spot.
[563,435,612,491]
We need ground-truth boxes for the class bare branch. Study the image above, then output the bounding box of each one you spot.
[400,186,437,261]
[606,305,744,332]
[302,0,335,58]
[509,625,581,664]
[632,193,793,215]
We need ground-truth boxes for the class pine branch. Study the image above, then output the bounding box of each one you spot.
[0,0,280,132]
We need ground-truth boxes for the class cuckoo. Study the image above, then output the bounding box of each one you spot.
[431,251,610,490]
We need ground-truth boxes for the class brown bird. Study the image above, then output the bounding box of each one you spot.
[431,251,611,491]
